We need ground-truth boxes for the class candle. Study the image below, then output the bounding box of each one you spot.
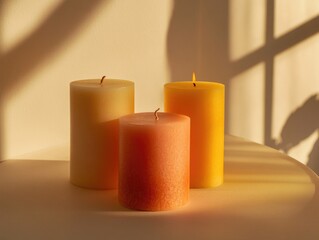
[164,74,225,188]
[119,110,190,211]
[70,77,134,189]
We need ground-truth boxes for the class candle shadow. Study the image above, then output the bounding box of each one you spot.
[0,160,128,212]
[0,0,106,160]
[166,0,230,83]
[68,185,129,212]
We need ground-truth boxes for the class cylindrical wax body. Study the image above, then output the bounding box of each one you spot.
[164,81,224,188]
[119,112,190,211]
[70,79,134,189]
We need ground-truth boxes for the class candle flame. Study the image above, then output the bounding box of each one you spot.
[192,72,196,87]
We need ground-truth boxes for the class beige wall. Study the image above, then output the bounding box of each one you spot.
[1,0,172,160]
[1,0,319,174]
[228,0,319,174]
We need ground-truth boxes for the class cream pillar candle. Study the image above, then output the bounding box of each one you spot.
[70,78,134,189]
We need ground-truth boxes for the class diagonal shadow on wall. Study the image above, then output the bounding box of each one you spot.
[0,0,105,160]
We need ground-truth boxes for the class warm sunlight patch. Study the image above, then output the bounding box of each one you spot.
[229,0,266,61]
[275,0,319,38]
[229,63,265,144]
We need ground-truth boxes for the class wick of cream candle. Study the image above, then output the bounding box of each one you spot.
[100,76,106,85]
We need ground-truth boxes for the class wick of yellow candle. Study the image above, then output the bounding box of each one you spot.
[192,72,196,87]
[154,108,160,120]
[100,76,106,86]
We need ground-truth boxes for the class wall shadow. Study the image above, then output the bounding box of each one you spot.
[308,135,319,175]
[167,0,230,83]
[166,0,230,132]
[167,0,319,174]
[274,94,319,175]
[0,0,105,160]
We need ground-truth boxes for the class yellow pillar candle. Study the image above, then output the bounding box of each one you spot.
[119,110,190,211]
[70,77,134,189]
[164,74,224,188]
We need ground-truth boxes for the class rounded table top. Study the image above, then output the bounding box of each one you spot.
[0,135,318,240]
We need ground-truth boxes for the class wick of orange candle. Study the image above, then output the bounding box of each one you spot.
[100,76,106,85]
[192,72,196,87]
[154,108,160,120]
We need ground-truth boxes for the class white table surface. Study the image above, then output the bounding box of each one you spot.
[0,135,318,240]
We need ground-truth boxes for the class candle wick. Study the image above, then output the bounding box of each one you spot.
[192,72,196,87]
[154,108,160,120]
[100,76,106,85]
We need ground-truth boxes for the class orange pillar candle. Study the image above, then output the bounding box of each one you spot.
[70,77,134,189]
[164,74,224,188]
[119,110,190,211]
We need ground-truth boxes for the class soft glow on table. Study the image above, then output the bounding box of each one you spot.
[164,76,225,188]
[1,136,318,239]
[70,78,134,189]
[119,111,190,211]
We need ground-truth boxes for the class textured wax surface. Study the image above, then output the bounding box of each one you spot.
[119,112,190,210]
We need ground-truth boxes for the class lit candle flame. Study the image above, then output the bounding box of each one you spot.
[192,72,196,87]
